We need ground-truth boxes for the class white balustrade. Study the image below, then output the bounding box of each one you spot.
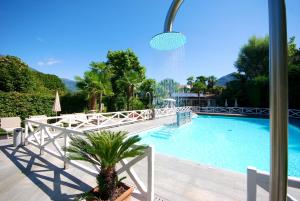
[24,117,155,201]
[247,167,300,201]
[190,107,300,118]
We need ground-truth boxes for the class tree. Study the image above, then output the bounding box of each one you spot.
[234,36,269,79]
[0,55,34,92]
[159,78,180,97]
[106,49,146,111]
[116,70,143,110]
[64,131,146,200]
[139,79,156,108]
[90,62,114,111]
[75,71,99,110]
[222,36,300,108]
[207,75,217,90]
[196,76,207,84]
[192,81,206,94]
[186,76,194,87]
[76,62,114,111]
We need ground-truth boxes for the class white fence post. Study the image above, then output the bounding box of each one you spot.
[24,121,29,146]
[147,146,154,201]
[64,131,69,169]
[247,167,257,201]
[40,126,45,155]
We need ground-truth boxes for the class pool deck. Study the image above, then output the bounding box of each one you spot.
[1,116,300,201]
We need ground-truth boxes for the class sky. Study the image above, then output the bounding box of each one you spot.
[1,0,300,84]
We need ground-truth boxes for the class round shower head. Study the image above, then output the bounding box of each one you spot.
[150,32,186,51]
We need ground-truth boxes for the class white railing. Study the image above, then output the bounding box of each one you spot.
[28,110,153,132]
[154,106,192,118]
[191,107,300,118]
[247,167,300,201]
[24,118,154,201]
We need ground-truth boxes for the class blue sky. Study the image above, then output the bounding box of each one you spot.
[1,0,299,84]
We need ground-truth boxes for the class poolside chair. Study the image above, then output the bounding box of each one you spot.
[0,117,22,138]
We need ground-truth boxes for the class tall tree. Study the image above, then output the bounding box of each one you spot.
[116,70,143,110]
[234,36,269,79]
[139,79,156,108]
[207,75,217,89]
[186,76,194,87]
[106,49,146,111]
[90,62,114,111]
[75,63,113,111]
[0,55,34,92]
[196,76,207,84]
[75,71,99,110]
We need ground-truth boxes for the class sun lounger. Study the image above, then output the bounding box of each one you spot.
[0,117,21,138]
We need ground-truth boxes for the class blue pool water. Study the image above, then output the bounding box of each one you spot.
[139,115,300,177]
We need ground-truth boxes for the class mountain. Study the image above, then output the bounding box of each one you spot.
[61,78,77,92]
[216,73,237,87]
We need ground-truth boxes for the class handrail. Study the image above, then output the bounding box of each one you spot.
[24,119,155,201]
[247,167,300,201]
[191,107,300,119]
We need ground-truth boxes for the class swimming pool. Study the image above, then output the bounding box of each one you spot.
[139,115,300,177]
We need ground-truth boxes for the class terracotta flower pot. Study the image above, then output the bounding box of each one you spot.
[115,184,133,201]
[87,183,134,201]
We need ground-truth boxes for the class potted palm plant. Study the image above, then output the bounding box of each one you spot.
[64,130,146,201]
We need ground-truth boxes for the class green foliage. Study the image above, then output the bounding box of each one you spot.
[129,97,145,110]
[0,92,54,119]
[107,49,146,111]
[138,79,156,107]
[235,36,269,79]
[0,55,66,95]
[64,131,146,200]
[31,71,67,95]
[159,78,180,96]
[0,56,34,93]
[191,81,206,93]
[289,65,300,108]
[221,36,300,108]
[186,76,194,87]
[76,62,114,111]
[207,76,217,89]
[60,92,88,114]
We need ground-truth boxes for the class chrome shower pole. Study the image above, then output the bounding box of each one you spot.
[164,0,184,32]
[268,0,288,200]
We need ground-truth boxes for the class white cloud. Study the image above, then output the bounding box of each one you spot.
[37,58,61,66]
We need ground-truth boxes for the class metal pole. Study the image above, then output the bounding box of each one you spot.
[268,0,288,200]
[164,0,184,32]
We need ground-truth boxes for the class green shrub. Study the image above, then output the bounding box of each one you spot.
[130,97,144,110]
[0,92,54,119]
[60,92,88,114]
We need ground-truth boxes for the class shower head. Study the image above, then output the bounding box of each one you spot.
[150,0,186,51]
[150,32,186,51]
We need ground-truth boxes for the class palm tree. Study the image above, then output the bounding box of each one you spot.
[75,71,99,110]
[75,62,113,111]
[186,76,194,87]
[90,62,114,112]
[64,131,146,200]
[207,76,217,89]
[117,70,142,110]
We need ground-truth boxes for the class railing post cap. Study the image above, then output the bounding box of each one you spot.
[247,166,257,171]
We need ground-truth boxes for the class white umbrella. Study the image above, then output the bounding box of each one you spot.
[234,98,238,107]
[225,99,228,107]
[52,91,61,116]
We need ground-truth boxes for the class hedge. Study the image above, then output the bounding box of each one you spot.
[0,92,54,120]
[60,93,88,114]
